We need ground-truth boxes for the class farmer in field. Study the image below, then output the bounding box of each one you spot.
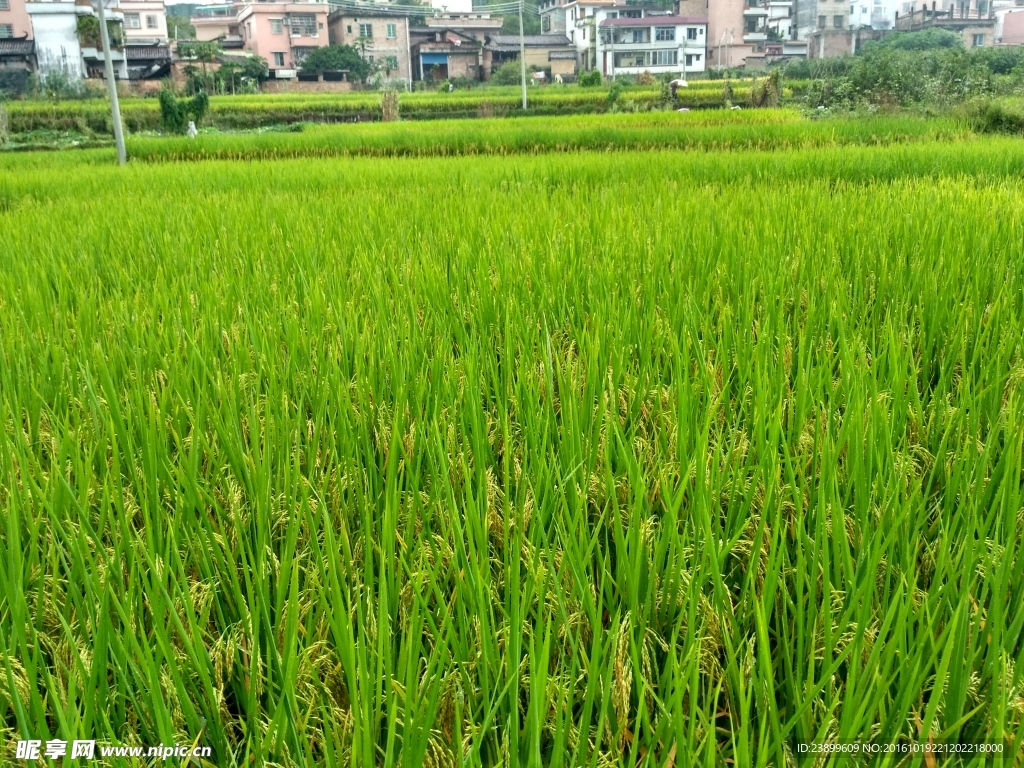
[669,78,687,100]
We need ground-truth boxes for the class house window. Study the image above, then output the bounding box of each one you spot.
[358,22,372,37]
[614,51,646,67]
[124,12,141,28]
[273,51,285,66]
[384,55,398,70]
[686,26,697,39]
[623,10,641,17]
[0,23,12,38]
[973,32,985,45]
[607,11,617,17]
[271,18,283,34]
[685,53,693,66]
[631,28,645,42]
[146,15,158,29]
[542,15,551,30]
[346,24,352,33]
[833,14,843,26]
[386,22,397,38]
[978,0,988,11]
[0,0,9,10]
[655,26,675,40]
[290,13,317,36]
[652,49,676,65]
[818,14,826,26]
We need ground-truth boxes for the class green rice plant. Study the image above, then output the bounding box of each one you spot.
[122,110,968,163]
[0,133,1022,768]
[2,81,812,136]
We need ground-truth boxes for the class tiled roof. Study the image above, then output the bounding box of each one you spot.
[0,39,35,56]
[125,44,171,61]
[487,34,572,46]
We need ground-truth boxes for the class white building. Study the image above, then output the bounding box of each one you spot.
[849,0,897,29]
[25,0,168,80]
[543,0,706,73]
[598,15,708,74]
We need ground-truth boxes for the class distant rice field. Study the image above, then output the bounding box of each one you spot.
[1,115,1022,767]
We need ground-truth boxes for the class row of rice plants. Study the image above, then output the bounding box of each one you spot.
[1,141,1022,766]
[123,111,967,163]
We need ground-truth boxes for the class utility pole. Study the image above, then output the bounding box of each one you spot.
[95,0,126,165]
[518,0,527,109]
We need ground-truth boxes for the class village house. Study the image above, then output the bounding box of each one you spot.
[0,0,34,90]
[598,15,708,74]
[540,0,707,74]
[237,0,329,75]
[482,33,577,78]
[191,3,240,42]
[327,8,412,85]
[408,11,500,82]
[411,26,483,80]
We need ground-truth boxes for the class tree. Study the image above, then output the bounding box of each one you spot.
[219,55,268,94]
[298,45,371,81]
[491,59,523,86]
[862,28,962,52]
[167,15,196,40]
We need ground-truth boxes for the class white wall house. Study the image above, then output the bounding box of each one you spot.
[120,0,167,41]
[25,1,86,76]
[551,0,707,73]
[598,15,707,75]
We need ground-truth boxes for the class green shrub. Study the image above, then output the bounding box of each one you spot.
[491,60,524,86]
[578,69,602,87]
[159,88,210,134]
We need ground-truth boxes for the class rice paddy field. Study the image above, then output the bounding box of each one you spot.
[1,110,1023,767]
[3,81,809,135]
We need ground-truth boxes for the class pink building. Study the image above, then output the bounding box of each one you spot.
[0,0,33,40]
[238,1,329,72]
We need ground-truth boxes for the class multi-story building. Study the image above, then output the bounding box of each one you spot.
[191,3,240,42]
[545,0,701,72]
[891,0,995,46]
[120,0,165,40]
[794,0,849,41]
[0,0,34,90]
[676,0,788,68]
[849,0,897,29]
[0,0,32,40]
[328,8,412,84]
[237,1,329,74]
[598,15,708,74]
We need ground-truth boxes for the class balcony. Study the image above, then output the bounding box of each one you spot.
[744,6,769,15]
[743,31,768,40]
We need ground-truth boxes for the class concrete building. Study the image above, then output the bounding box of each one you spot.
[0,0,33,40]
[892,1,995,47]
[794,0,850,43]
[120,0,164,40]
[547,1,697,72]
[995,3,1024,43]
[598,15,708,74]
[482,33,577,77]
[411,26,483,80]
[237,1,329,74]
[191,3,240,42]
[850,0,897,29]
[328,8,412,84]
[25,0,87,76]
